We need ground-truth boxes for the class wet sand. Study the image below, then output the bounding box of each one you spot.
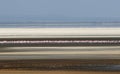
[0,71,119,74]
[0,59,119,71]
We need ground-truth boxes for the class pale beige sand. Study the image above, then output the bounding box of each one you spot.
[0,28,120,38]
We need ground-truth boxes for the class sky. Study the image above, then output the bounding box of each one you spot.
[0,0,120,22]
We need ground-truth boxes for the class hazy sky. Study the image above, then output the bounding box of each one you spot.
[0,0,120,21]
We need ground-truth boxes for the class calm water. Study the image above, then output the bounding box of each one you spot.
[0,22,120,28]
[1,17,120,28]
